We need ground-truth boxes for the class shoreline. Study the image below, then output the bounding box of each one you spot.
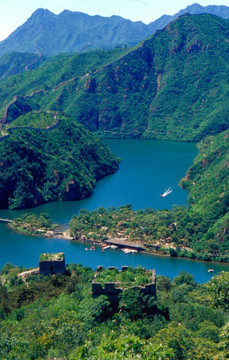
[7,222,229,266]
[66,235,229,266]
[48,231,229,266]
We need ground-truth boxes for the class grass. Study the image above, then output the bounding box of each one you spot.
[94,267,154,288]
[39,253,65,262]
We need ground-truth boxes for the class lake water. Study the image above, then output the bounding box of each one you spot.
[0,139,228,282]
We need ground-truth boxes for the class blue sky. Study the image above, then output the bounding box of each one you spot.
[0,0,228,40]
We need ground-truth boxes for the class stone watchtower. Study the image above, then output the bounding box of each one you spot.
[92,267,157,310]
[39,252,65,275]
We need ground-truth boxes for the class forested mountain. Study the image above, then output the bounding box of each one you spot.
[0,4,228,57]
[0,116,119,209]
[0,8,147,56]
[0,14,228,141]
[0,52,45,80]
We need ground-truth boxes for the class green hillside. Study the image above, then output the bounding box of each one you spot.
[0,14,228,141]
[0,116,119,209]
[0,48,128,123]
[0,52,45,80]
[74,13,229,141]
[0,263,228,359]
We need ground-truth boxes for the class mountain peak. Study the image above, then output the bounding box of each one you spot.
[32,8,53,15]
[59,9,78,16]
[0,5,228,57]
[29,8,54,20]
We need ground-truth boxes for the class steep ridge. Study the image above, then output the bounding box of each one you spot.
[147,3,229,35]
[0,4,228,56]
[0,9,151,56]
[1,14,228,141]
[61,14,229,141]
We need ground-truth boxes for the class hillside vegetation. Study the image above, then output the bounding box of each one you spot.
[0,14,228,141]
[0,263,228,359]
[0,47,128,123]
[73,14,229,141]
[0,116,119,209]
[0,52,45,80]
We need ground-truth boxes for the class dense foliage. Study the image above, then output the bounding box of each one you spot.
[6,111,59,130]
[0,47,128,122]
[9,212,54,236]
[77,13,229,141]
[0,264,228,359]
[0,14,228,141]
[0,116,119,209]
[0,52,45,80]
[70,130,229,262]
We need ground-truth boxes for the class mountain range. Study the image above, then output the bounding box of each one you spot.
[0,13,228,142]
[0,3,229,57]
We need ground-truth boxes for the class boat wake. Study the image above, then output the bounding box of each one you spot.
[160,187,173,197]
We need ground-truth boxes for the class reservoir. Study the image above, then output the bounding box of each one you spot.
[0,140,228,281]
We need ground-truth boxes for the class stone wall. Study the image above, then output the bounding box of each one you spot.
[39,253,65,275]
[92,267,156,309]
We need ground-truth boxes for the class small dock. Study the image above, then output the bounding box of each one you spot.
[0,218,13,223]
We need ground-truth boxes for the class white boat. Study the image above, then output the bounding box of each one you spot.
[122,248,137,254]
[122,248,131,254]
[160,187,173,197]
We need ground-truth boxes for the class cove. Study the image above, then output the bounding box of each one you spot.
[0,139,228,281]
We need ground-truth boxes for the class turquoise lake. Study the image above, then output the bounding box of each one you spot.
[0,139,228,282]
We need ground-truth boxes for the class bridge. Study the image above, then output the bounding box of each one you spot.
[0,218,13,223]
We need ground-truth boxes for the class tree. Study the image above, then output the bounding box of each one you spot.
[120,288,157,320]
[207,271,229,311]
[173,271,197,287]
[156,275,173,292]
[79,295,112,328]
[71,333,175,359]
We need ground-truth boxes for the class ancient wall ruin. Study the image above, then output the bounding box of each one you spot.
[39,253,65,275]
[92,266,156,309]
